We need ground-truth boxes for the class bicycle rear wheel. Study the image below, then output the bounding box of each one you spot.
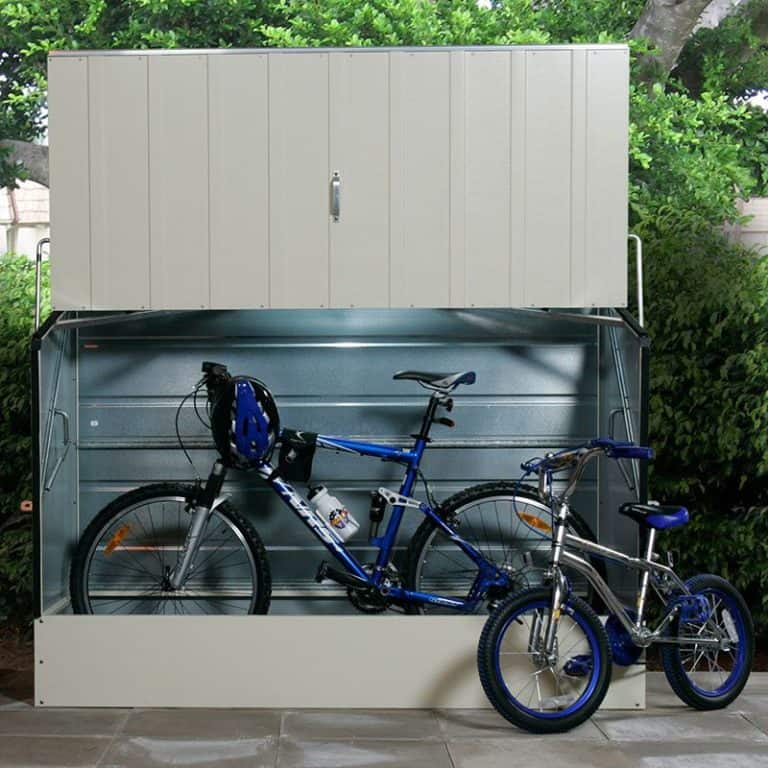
[661,574,753,710]
[405,482,605,614]
[70,483,271,615]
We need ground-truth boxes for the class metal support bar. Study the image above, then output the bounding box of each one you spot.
[608,324,640,496]
[520,308,625,326]
[628,234,644,328]
[40,334,67,488]
[43,410,74,493]
[35,238,49,330]
[52,311,179,330]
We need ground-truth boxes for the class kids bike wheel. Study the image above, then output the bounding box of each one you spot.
[405,482,606,614]
[477,587,612,733]
[661,574,753,710]
[70,483,271,615]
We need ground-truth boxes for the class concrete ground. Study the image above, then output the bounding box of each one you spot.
[0,673,766,767]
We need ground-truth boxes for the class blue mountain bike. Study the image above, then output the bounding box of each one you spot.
[70,362,602,616]
[478,441,754,733]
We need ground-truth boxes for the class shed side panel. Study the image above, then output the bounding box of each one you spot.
[523,50,572,307]
[390,52,451,307]
[209,54,269,309]
[89,55,150,309]
[329,52,390,308]
[148,55,210,309]
[268,53,330,308]
[49,56,91,310]
[463,50,511,307]
[585,49,629,307]
[569,49,588,307]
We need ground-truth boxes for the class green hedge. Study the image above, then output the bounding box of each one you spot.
[641,223,768,634]
[0,253,48,628]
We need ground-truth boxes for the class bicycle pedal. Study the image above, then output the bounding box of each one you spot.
[563,654,593,678]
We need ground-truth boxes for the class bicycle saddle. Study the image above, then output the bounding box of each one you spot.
[619,503,689,530]
[393,370,476,390]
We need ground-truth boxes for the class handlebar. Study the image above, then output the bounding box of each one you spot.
[521,438,653,475]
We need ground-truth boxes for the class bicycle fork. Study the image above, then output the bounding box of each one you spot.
[169,461,228,591]
[542,500,570,661]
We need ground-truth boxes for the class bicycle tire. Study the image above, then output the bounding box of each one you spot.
[477,587,612,733]
[404,481,606,614]
[660,574,753,710]
[70,483,271,615]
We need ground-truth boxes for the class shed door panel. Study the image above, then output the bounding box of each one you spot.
[209,54,269,309]
[523,50,573,307]
[89,56,150,309]
[329,52,390,308]
[269,53,330,308]
[390,52,451,308]
[48,56,91,310]
[148,55,209,309]
[463,51,512,307]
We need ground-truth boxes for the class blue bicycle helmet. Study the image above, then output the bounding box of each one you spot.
[210,376,280,470]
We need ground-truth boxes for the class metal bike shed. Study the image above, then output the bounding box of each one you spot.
[32,306,648,706]
[32,43,647,708]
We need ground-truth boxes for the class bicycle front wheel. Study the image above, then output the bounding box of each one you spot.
[478,587,611,733]
[70,483,271,615]
[405,482,604,614]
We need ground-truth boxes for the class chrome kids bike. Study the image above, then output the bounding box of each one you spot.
[70,362,603,616]
[478,440,754,733]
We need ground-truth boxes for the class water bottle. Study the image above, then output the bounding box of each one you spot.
[308,486,360,541]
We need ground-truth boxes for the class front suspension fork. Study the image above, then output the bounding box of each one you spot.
[169,461,227,590]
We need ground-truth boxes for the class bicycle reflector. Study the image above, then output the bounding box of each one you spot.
[516,510,552,536]
[210,376,280,470]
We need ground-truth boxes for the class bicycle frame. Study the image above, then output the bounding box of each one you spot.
[550,519,723,649]
[255,431,507,611]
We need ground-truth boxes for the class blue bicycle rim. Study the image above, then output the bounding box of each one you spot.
[679,587,747,698]
[493,597,602,720]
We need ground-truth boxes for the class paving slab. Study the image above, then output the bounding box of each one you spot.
[276,737,453,768]
[447,738,636,768]
[616,740,768,768]
[282,708,442,741]
[594,709,767,743]
[121,709,281,740]
[0,708,129,737]
[99,734,278,768]
[0,734,109,767]
[435,708,606,740]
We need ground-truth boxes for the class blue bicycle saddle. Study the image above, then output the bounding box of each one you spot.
[619,503,689,530]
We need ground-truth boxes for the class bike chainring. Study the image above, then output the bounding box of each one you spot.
[347,564,401,614]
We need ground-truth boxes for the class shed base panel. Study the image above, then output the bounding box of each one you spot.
[35,616,644,709]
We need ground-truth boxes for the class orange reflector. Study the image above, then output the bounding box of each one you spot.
[517,511,552,535]
[105,524,131,555]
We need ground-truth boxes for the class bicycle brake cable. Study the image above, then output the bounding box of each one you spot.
[175,383,205,483]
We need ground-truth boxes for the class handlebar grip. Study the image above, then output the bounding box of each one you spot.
[608,445,654,460]
[589,438,653,461]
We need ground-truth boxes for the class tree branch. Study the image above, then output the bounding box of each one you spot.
[631,0,736,78]
[0,140,49,187]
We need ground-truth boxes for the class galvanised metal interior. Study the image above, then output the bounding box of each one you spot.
[34,308,647,615]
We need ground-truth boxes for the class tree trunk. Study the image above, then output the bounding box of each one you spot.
[0,140,49,187]
[631,0,723,78]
